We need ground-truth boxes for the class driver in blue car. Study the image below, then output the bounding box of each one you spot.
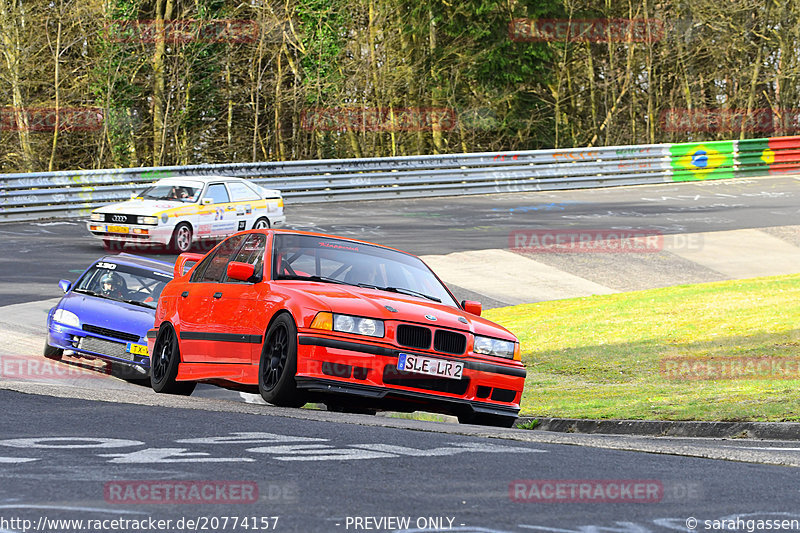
[98,272,126,299]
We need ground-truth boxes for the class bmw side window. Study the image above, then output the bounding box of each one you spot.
[224,234,267,283]
[204,183,230,204]
[190,253,217,282]
[192,236,246,283]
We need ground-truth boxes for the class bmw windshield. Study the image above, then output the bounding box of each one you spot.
[272,234,459,307]
[73,261,173,309]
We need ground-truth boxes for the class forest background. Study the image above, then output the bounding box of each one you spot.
[0,0,794,172]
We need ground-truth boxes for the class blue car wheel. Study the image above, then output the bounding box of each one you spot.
[43,342,63,361]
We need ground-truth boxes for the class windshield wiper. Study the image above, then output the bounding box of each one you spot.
[73,288,115,301]
[360,284,441,303]
[278,274,353,286]
[122,298,153,308]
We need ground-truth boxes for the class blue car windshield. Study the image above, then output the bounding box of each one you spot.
[73,262,172,309]
[272,234,458,307]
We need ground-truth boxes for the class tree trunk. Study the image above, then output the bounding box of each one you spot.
[0,0,35,171]
[152,0,175,165]
[48,1,63,172]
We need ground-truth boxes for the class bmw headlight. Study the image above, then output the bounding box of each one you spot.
[473,335,516,359]
[310,312,384,338]
[90,213,103,222]
[52,308,80,328]
[137,216,158,225]
[333,313,384,337]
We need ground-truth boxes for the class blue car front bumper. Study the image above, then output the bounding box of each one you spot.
[47,318,151,371]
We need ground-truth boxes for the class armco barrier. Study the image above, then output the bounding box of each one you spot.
[2,135,800,223]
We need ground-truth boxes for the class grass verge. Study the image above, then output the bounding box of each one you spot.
[484,273,800,421]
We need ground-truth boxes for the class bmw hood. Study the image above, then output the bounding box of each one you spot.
[280,283,516,341]
[55,291,156,340]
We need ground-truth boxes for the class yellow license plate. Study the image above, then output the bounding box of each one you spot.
[126,343,149,356]
[107,225,129,234]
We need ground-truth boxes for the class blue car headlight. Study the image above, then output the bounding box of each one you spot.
[52,309,80,328]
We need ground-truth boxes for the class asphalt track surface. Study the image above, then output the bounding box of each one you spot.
[1,175,799,306]
[2,176,800,532]
[4,387,800,533]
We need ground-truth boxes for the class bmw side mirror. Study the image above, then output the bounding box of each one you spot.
[461,300,482,316]
[227,261,256,282]
[58,280,72,293]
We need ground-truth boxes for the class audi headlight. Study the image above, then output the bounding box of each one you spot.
[473,335,516,359]
[90,213,103,222]
[137,216,158,225]
[52,309,80,328]
[310,312,384,338]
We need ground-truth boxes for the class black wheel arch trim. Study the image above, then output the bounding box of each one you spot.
[298,335,527,378]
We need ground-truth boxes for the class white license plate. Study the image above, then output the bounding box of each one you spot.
[397,353,463,380]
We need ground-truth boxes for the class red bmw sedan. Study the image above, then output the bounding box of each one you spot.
[147,229,526,427]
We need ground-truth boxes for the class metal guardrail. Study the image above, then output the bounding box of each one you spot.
[2,136,799,222]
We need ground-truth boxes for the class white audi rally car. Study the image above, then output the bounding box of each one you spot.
[87,176,286,253]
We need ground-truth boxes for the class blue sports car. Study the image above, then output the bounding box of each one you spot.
[45,253,174,375]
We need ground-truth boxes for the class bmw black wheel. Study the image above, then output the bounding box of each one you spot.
[150,324,196,395]
[457,412,517,428]
[258,314,307,407]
